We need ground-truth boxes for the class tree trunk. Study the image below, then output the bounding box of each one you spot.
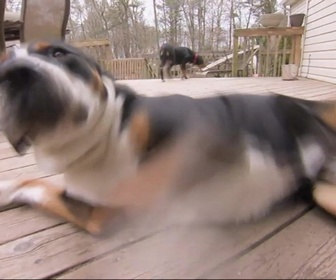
[153,0,160,51]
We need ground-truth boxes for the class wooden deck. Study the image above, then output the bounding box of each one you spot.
[1,77,336,279]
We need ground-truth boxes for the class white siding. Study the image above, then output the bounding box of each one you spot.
[291,0,306,16]
[300,0,336,84]
[288,0,306,76]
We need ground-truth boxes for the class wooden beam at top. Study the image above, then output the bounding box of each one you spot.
[70,39,110,48]
[234,27,304,37]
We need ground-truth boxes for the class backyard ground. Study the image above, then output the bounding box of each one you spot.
[1,77,336,279]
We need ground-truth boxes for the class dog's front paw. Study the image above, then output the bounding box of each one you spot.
[0,180,18,206]
[85,207,109,236]
[85,218,105,236]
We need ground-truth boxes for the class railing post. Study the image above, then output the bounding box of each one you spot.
[232,31,239,77]
[294,34,302,67]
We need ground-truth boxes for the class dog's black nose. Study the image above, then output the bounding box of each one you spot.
[0,60,39,86]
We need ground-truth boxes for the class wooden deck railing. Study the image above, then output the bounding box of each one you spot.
[101,58,153,80]
[232,27,305,77]
[143,51,233,79]
[70,38,232,79]
[103,50,234,80]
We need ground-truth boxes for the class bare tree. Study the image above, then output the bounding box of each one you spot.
[5,0,280,57]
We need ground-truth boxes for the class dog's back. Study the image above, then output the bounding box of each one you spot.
[131,93,336,224]
[159,43,196,66]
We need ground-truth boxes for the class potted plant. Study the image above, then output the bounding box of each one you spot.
[259,12,285,28]
[290,13,305,27]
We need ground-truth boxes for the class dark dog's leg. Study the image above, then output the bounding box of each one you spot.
[180,63,188,80]
[160,61,173,82]
[166,62,173,80]
[0,179,110,235]
[159,61,165,82]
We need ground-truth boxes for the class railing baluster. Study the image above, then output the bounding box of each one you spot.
[265,35,270,77]
[232,34,239,77]
[258,36,263,77]
[281,36,288,75]
[290,34,295,64]
[273,35,281,77]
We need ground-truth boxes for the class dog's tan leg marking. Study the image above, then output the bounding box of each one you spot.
[86,207,119,234]
[0,179,106,235]
[129,110,151,154]
[313,183,336,217]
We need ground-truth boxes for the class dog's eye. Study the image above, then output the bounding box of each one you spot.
[51,49,66,58]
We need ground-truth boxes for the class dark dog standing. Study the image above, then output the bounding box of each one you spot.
[159,43,205,82]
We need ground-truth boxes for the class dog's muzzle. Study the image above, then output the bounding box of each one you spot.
[0,58,43,87]
[0,56,67,155]
[0,59,37,153]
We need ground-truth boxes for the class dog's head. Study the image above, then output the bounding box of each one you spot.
[0,41,111,155]
[195,55,205,69]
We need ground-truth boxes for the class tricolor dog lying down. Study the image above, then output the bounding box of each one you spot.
[1,41,336,235]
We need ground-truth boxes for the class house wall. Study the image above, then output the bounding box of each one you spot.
[299,1,336,84]
[290,0,306,16]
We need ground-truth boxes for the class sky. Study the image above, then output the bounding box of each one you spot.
[142,0,155,25]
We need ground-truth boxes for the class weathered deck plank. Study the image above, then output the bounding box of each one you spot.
[205,208,336,279]
[118,77,336,101]
[56,202,309,279]
[0,218,172,279]
[0,206,64,245]
[0,77,336,279]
